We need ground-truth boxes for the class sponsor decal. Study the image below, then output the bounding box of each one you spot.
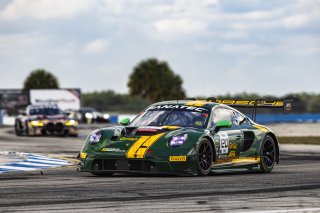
[218,131,229,154]
[147,104,208,113]
[228,151,236,158]
[119,137,137,141]
[169,156,187,162]
[216,100,284,107]
[194,121,204,126]
[229,143,237,149]
[101,148,126,152]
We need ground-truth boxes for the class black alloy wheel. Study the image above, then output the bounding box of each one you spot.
[197,139,213,176]
[25,121,29,136]
[260,135,276,173]
[14,121,23,136]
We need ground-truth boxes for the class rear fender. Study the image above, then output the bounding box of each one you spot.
[267,132,280,164]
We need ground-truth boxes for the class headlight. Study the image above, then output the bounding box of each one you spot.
[85,112,93,119]
[89,130,102,144]
[103,113,110,120]
[30,120,44,127]
[65,119,77,126]
[169,134,188,147]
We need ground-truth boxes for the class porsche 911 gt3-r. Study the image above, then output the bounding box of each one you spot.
[78,98,291,176]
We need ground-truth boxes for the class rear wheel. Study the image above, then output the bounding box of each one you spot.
[196,139,213,176]
[25,122,30,136]
[14,120,23,136]
[260,135,276,173]
[91,172,114,177]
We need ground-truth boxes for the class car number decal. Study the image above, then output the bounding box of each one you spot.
[126,133,165,158]
[218,131,229,154]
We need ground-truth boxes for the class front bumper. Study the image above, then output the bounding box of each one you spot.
[30,124,78,136]
[78,155,197,176]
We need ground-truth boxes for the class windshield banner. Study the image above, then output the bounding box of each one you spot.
[147,105,209,113]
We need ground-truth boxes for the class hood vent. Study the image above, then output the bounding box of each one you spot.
[134,127,163,136]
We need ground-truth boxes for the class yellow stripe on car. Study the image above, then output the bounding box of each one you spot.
[214,157,261,166]
[126,133,165,158]
[162,126,179,130]
[79,152,87,159]
[185,101,206,107]
[232,157,261,164]
[253,124,269,133]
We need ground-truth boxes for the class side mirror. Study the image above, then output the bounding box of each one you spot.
[215,120,232,129]
[120,118,130,126]
[21,112,27,116]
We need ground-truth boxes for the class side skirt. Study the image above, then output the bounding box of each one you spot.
[211,157,261,171]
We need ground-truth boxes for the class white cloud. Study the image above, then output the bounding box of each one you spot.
[0,0,94,20]
[82,39,109,54]
[283,14,311,28]
[0,0,320,95]
[153,19,207,40]
[0,33,49,55]
[216,43,269,57]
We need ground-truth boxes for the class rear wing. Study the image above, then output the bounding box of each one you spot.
[206,97,293,121]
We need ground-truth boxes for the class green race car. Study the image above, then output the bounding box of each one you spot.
[78,98,292,176]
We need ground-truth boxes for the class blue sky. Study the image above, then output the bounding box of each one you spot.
[0,0,319,97]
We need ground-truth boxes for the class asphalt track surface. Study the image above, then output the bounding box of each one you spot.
[0,127,320,213]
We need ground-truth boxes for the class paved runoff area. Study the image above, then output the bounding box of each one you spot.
[0,124,320,212]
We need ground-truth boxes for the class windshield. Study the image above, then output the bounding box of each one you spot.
[130,105,210,128]
[29,107,63,116]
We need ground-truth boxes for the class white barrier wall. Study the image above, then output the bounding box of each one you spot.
[30,89,81,110]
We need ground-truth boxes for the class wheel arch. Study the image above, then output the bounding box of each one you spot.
[202,136,217,162]
[266,132,280,164]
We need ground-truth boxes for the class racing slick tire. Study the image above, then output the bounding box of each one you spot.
[25,121,30,136]
[196,139,213,176]
[14,120,23,136]
[259,135,276,173]
[91,172,114,177]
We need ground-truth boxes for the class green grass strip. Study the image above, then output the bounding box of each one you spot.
[278,136,320,145]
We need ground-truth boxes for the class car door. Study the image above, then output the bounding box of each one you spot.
[211,107,243,161]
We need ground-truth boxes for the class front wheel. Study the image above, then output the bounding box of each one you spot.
[260,135,276,173]
[196,139,213,176]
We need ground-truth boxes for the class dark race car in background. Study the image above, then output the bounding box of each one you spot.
[15,104,78,137]
[78,98,292,176]
[79,107,110,123]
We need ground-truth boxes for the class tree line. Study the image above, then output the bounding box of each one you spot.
[23,59,320,114]
[82,91,320,113]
